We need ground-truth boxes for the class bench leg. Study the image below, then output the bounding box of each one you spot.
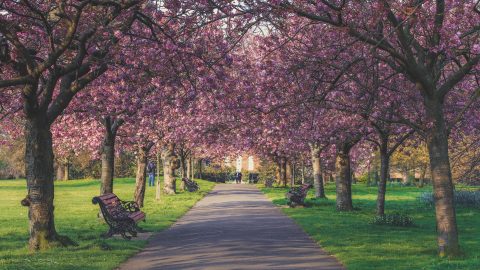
[101,228,116,238]
[133,223,147,233]
[120,232,132,240]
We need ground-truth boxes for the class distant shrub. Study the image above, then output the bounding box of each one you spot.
[357,172,369,183]
[258,159,277,186]
[419,190,480,208]
[371,213,415,227]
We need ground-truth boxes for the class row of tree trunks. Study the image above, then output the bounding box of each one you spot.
[133,142,154,208]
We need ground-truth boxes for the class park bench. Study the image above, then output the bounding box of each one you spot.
[92,193,146,239]
[182,177,199,192]
[285,183,312,207]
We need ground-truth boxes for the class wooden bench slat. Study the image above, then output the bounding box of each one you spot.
[97,193,117,201]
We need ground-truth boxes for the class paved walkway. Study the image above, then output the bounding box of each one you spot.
[119,184,344,270]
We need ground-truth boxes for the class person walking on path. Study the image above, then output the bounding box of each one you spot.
[235,171,242,184]
[147,161,156,187]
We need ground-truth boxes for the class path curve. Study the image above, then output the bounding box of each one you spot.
[118,184,344,270]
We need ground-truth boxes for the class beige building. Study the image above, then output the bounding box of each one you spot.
[224,155,261,172]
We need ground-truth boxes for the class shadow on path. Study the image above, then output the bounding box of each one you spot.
[118,184,345,270]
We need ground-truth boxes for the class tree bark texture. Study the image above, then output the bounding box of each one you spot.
[310,143,326,198]
[162,143,178,194]
[197,159,203,179]
[280,157,287,187]
[22,115,74,250]
[134,142,153,208]
[56,161,64,181]
[100,117,124,195]
[425,98,459,256]
[376,139,390,216]
[335,141,355,211]
[155,152,162,201]
[63,161,69,181]
[187,156,192,179]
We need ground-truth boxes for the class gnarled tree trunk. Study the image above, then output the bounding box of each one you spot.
[425,98,459,256]
[310,143,326,198]
[162,143,178,194]
[100,117,123,195]
[22,114,73,250]
[134,142,154,208]
[335,141,356,211]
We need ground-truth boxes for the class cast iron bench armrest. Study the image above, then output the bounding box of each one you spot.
[120,200,140,212]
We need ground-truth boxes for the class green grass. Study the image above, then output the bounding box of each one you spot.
[0,178,215,270]
[260,184,480,270]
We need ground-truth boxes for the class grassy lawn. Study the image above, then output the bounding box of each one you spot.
[260,184,480,270]
[0,178,215,270]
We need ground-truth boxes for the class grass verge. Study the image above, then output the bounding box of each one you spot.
[0,178,215,270]
[260,184,480,270]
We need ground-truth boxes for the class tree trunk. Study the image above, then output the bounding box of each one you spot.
[56,161,64,181]
[402,166,409,184]
[301,159,305,184]
[155,152,162,201]
[63,161,69,181]
[275,160,281,185]
[376,139,390,216]
[419,164,428,187]
[162,143,177,194]
[280,158,287,187]
[134,142,153,208]
[180,154,187,178]
[100,132,115,195]
[187,157,191,179]
[425,98,459,257]
[310,143,326,198]
[291,162,295,187]
[190,157,193,180]
[335,143,354,211]
[197,158,203,179]
[22,115,70,250]
[286,161,293,187]
[99,117,123,195]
